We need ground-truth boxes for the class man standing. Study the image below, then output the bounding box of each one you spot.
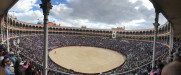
[2,57,15,75]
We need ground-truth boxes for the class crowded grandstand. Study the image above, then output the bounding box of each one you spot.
[0,0,181,75]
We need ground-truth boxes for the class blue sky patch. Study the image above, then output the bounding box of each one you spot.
[51,0,68,5]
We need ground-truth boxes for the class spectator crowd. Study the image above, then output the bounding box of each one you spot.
[0,34,180,75]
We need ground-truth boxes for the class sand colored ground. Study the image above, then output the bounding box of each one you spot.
[49,46,125,74]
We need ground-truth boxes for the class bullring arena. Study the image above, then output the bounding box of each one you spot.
[1,0,181,75]
[49,46,125,74]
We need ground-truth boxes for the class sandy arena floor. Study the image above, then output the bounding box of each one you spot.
[49,46,125,74]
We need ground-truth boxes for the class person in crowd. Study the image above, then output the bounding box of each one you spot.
[2,57,15,75]
[25,65,33,75]
[14,57,24,75]
[0,66,6,75]
[142,72,148,75]
[173,52,181,61]
[161,61,181,75]
[166,56,172,64]
[150,67,159,75]
[10,54,16,64]
[22,61,29,70]
[0,50,4,63]
[156,62,164,75]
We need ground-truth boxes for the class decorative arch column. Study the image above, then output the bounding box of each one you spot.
[152,12,160,68]
[40,0,53,75]
[0,15,4,44]
[169,22,173,56]
[5,14,10,52]
[150,0,161,68]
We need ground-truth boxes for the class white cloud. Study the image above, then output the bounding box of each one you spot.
[140,0,153,10]
[129,0,138,4]
[9,10,43,23]
[159,13,167,25]
[10,0,38,12]
[8,0,167,30]
[125,19,146,26]
[9,0,43,24]
[129,0,153,10]
[135,6,140,10]
[51,18,117,29]
[56,2,59,4]
[50,0,158,29]
[50,4,73,20]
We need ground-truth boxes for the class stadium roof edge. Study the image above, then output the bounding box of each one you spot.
[150,0,181,36]
[0,0,19,16]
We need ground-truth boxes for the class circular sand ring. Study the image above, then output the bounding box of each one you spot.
[49,46,125,74]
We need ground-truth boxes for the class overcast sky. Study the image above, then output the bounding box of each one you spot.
[9,0,167,30]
